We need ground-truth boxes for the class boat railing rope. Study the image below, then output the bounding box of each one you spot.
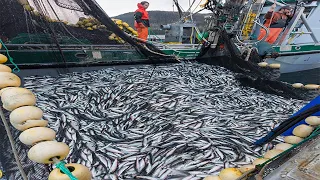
[256,126,320,174]
[0,40,20,73]
[234,126,320,180]
[53,158,78,180]
[126,33,199,59]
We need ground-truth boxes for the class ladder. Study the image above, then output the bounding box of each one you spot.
[241,0,267,39]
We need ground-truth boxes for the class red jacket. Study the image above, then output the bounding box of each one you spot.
[264,11,290,28]
[134,3,150,28]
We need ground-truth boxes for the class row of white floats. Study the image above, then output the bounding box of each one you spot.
[292,83,320,90]
[204,116,320,180]
[257,62,281,69]
[0,55,91,180]
[257,61,320,90]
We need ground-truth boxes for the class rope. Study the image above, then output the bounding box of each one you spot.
[148,28,163,42]
[54,160,78,180]
[0,106,27,180]
[235,125,320,179]
[257,125,320,171]
[0,40,20,73]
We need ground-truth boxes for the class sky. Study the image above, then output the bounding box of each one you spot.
[96,0,209,17]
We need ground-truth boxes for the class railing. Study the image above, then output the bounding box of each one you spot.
[1,43,202,51]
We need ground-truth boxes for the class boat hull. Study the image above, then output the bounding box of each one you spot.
[265,52,320,84]
[0,44,199,69]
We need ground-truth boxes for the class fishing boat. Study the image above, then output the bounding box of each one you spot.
[0,1,320,180]
[246,0,320,85]
[1,0,319,87]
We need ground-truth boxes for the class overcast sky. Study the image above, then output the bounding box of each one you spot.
[96,0,209,17]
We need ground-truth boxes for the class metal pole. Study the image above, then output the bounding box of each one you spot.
[301,14,319,43]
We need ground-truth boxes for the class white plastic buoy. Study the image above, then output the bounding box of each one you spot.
[0,87,15,96]
[258,62,268,67]
[292,83,304,89]
[0,54,7,64]
[0,64,12,72]
[1,87,36,111]
[238,164,255,173]
[268,63,281,69]
[12,119,48,131]
[0,72,21,89]
[305,116,320,126]
[203,175,222,180]
[264,149,283,159]
[284,136,303,144]
[304,84,320,90]
[48,163,92,180]
[274,143,292,151]
[219,168,243,180]
[19,127,56,145]
[292,124,314,138]
[28,141,70,164]
[10,106,43,126]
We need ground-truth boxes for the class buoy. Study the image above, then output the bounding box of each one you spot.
[268,63,281,69]
[292,83,304,88]
[238,164,255,173]
[0,72,21,88]
[19,127,56,145]
[219,168,242,180]
[305,116,320,126]
[115,20,122,25]
[10,106,43,126]
[292,124,314,138]
[18,0,29,5]
[0,64,11,72]
[264,149,283,159]
[1,87,36,111]
[122,22,130,28]
[258,62,268,67]
[0,87,15,96]
[304,84,320,90]
[28,141,70,164]
[0,54,8,64]
[274,143,292,151]
[48,163,92,180]
[203,175,221,180]
[252,158,269,165]
[284,136,303,144]
[12,119,48,131]
[23,4,34,11]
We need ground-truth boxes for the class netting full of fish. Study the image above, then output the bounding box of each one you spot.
[0,63,307,180]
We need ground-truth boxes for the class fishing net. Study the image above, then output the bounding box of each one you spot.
[196,0,318,101]
[0,0,177,68]
[0,0,318,180]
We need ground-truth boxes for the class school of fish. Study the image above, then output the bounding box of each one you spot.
[0,62,307,180]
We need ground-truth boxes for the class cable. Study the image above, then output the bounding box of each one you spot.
[0,106,28,180]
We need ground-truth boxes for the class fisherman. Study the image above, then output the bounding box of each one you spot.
[257,3,293,44]
[134,1,150,42]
